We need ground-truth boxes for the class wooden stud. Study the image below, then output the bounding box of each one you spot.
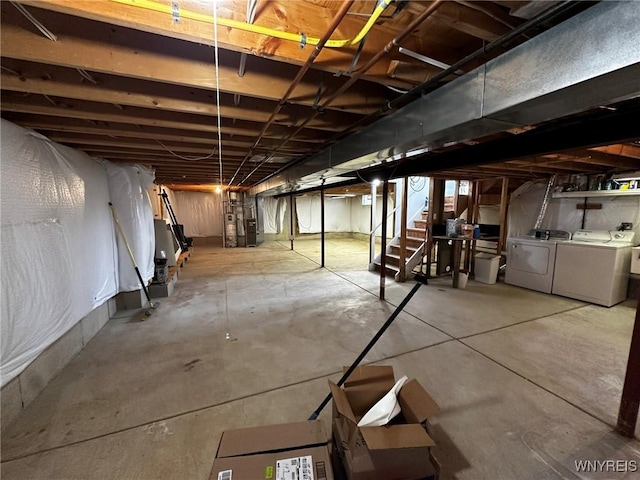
[617,296,640,437]
[497,177,509,256]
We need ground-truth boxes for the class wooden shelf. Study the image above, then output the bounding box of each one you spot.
[552,190,640,198]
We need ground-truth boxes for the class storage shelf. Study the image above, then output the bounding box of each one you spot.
[552,190,640,198]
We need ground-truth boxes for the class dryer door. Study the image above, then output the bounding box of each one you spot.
[508,241,552,275]
[505,239,556,293]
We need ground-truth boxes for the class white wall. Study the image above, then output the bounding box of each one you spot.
[296,195,352,233]
[0,120,154,386]
[509,182,640,238]
[162,188,224,237]
[394,177,430,234]
[351,197,371,234]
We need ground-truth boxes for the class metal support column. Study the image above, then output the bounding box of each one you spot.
[289,194,294,250]
[379,180,389,300]
[369,182,378,266]
[320,189,325,267]
[617,296,640,437]
[399,177,408,282]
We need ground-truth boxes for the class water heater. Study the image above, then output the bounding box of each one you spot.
[225,213,237,247]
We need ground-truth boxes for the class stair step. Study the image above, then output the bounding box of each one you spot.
[406,237,425,248]
[413,219,427,229]
[383,253,401,266]
[407,227,427,237]
[389,244,419,254]
[373,261,399,278]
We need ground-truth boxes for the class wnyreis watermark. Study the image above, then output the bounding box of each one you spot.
[575,460,638,473]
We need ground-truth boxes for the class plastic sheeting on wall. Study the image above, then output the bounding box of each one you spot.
[296,195,352,234]
[1,120,119,386]
[263,196,286,234]
[105,162,155,291]
[509,181,640,239]
[160,188,223,237]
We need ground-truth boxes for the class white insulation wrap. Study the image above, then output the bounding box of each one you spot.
[263,196,286,234]
[105,162,155,291]
[509,181,640,239]
[296,195,352,234]
[161,188,223,237]
[1,120,118,386]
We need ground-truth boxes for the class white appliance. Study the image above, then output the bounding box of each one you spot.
[505,230,571,293]
[552,230,635,307]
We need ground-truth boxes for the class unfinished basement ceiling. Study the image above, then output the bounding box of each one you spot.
[1,0,639,192]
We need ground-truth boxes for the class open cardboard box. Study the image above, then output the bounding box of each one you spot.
[330,366,440,480]
[210,421,333,480]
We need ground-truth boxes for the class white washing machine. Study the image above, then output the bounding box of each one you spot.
[552,230,635,307]
[505,230,571,294]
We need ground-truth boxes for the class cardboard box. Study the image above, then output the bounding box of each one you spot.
[210,421,334,480]
[330,366,440,480]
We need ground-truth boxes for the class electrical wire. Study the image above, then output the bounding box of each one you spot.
[213,2,224,187]
[11,2,58,41]
[156,140,217,161]
[386,85,409,95]
[409,176,427,192]
[112,0,391,49]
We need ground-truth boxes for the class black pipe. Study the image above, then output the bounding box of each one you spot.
[308,281,423,420]
[321,188,325,268]
[289,194,294,250]
[379,180,389,300]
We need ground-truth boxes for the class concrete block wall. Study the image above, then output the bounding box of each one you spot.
[1,298,116,430]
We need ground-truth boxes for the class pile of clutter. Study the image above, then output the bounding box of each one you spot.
[209,365,440,480]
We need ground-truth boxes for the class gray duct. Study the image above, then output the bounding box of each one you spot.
[251,1,640,196]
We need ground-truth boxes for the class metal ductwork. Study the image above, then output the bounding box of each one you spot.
[250,1,640,196]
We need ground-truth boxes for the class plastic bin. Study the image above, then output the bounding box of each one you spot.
[475,253,501,284]
[455,272,469,289]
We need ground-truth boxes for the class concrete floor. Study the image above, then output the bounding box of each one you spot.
[2,238,639,479]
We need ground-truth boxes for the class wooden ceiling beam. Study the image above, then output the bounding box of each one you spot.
[32,128,302,153]
[73,145,247,158]
[5,116,311,151]
[546,149,640,169]
[0,62,362,132]
[16,0,427,85]
[590,145,640,160]
[77,146,246,157]
[93,156,278,168]
[432,2,512,42]
[1,4,387,114]
[509,158,606,174]
[479,162,586,175]
[42,133,305,157]
[1,94,328,142]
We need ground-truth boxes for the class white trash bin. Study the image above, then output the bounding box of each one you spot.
[475,253,501,284]
[455,271,469,289]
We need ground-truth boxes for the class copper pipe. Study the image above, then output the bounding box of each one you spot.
[228,0,354,186]
[240,0,443,186]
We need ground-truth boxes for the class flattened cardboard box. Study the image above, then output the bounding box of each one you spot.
[330,366,440,480]
[210,421,334,480]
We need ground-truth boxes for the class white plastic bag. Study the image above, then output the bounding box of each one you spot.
[357,375,408,427]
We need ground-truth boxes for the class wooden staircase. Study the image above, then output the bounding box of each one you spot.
[373,211,428,280]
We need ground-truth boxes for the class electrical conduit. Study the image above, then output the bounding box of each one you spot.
[111,0,390,48]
